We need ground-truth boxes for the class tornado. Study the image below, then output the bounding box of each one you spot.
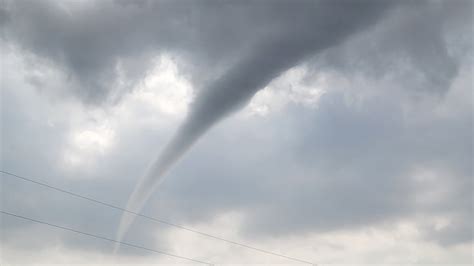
[115,1,392,250]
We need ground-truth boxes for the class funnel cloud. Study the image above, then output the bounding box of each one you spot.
[116,1,392,247]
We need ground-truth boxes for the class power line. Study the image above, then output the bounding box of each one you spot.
[0,210,211,265]
[1,170,314,265]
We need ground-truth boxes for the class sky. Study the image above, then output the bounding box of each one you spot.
[0,0,473,265]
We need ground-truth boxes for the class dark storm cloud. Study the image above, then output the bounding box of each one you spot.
[2,0,468,110]
[3,0,388,104]
[2,0,470,103]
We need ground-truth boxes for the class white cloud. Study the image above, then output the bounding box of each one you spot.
[133,55,194,117]
[244,65,326,117]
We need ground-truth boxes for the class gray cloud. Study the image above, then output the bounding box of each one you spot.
[1,0,472,263]
[4,0,364,104]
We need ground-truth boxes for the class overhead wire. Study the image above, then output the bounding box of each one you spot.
[0,210,212,265]
[0,169,314,265]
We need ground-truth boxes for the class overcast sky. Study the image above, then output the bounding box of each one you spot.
[0,0,473,265]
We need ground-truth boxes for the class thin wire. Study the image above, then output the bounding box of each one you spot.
[0,210,211,265]
[1,170,314,265]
